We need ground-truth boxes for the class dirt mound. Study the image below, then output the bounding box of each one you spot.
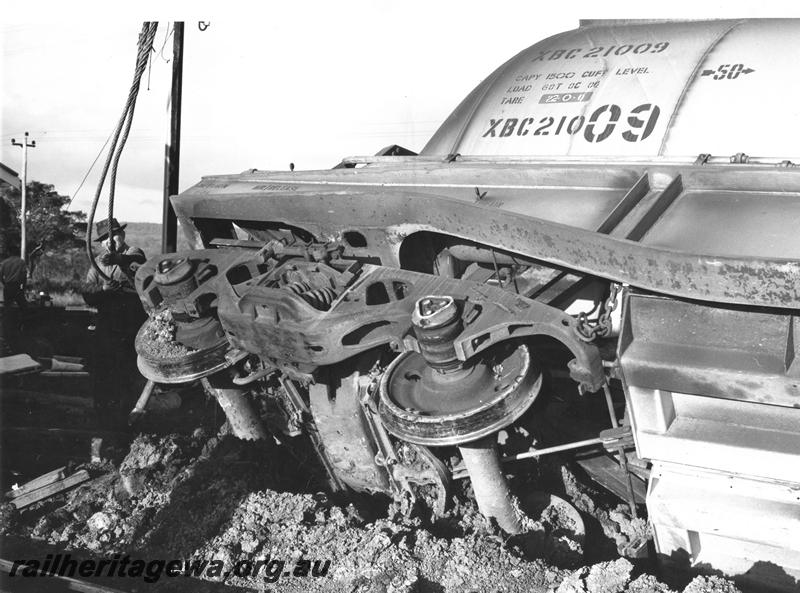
[5,431,743,592]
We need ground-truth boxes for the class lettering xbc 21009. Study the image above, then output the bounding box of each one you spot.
[482,103,661,143]
[531,42,670,61]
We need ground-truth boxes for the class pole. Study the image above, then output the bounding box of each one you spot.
[21,139,26,260]
[10,132,36,262]
[161,22,184,254]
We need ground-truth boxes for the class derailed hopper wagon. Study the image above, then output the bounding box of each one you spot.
[134,19,800,589]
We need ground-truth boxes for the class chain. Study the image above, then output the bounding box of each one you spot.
[576,282,622,342]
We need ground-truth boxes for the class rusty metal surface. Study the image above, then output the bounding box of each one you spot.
[135,247,604,392]
[378,344,542,447]
[308,353,391,493]
[172,160,800,309]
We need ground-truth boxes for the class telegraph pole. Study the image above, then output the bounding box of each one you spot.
[10,132,36,262]
[162,22,184,254]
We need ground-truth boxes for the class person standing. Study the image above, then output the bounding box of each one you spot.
[0,245,27,308]
[83,218,146,296]
[82,218,147,425]
[0,240,27,355]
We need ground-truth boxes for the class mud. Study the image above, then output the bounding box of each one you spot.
[560,466,649,558]
[4,431,744,593]
[138,309,193,359]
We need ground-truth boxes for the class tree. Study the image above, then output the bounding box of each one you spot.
[0,181,86,275]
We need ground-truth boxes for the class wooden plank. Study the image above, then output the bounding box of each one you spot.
[8,470,90,509]
[65,305,97,313]
[52,355,86,365]
[5,467,67,499]
[40,357,86,372]
[0,355,41,376]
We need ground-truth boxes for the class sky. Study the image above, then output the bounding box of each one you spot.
[1,0,796,223]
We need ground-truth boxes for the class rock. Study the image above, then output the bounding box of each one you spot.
[682,576,742,593]
[626,574,676,593]
[0,503,19,535]
[71,502,95,522]
[557,558,633,593]
[119,471,148,497]
[87,511,113,534]
[119,434,181,472]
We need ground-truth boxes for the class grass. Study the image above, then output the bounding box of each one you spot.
[122,221,192,258]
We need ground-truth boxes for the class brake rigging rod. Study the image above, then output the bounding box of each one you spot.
[603,382,638,518]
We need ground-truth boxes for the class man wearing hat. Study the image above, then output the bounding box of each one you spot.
[82,218,147,425]
[84,217,145,292]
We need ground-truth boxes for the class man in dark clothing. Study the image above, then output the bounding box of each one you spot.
[82,218,147,425]
[0,244,27,354]
[0,253,27,308]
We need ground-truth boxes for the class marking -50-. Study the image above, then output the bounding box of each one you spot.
[482,103,661,143]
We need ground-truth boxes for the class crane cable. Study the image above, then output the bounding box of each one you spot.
[85,22,159,281]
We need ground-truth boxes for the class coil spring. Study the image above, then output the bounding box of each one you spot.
[301,287,337,310]
[284,281,312,296]
[283,281,337,310]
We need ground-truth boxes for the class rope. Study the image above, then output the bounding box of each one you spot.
[86,22,158,281]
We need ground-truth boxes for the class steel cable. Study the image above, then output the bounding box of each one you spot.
[85,22,158,281]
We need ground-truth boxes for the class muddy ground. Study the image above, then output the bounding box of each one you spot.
[1,423,745,593]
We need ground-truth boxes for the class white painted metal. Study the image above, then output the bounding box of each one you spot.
[423,19,800,161]
[648,462,800,592]
[627,386,800,484]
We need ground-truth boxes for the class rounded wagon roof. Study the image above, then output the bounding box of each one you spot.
[421,19,800,161]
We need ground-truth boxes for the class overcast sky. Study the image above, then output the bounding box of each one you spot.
[1,1,794,223]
